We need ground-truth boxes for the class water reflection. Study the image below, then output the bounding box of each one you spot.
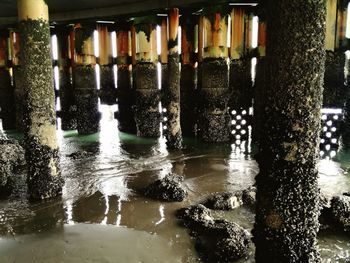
[0,105,349,262]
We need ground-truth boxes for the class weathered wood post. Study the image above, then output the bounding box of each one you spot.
[229,7,253,120]
[252,14,267,143]
[73,23,100,135]
[180,12,198,137]
[323,0,347,109]
[162,8,182,149]
[98,23,117,105]
[10,29,24,131]
[18,0,64,199]
[334,0,350,149]
[116,21,136,133]
[55,25,76,131]
[198,6,230,142]
[0,30,16,130]
[253,0,326,261]
[160,16,168,92]
[133,16,160,137]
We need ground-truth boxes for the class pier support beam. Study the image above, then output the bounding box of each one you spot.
[73,24,100,135]
[0,30,15,130]
[252,18,267,143]
[133,17,160,137]
[98,24,116,105]
[10,30,24,132]
[116,22,136,133]
[180,13,197,137]
[229,7,253,112]
[18,0,63,199]
[253,1,326,262]
[198,7,230,142]
[56,26,76,130]
[162,8,182,149]
[323,0,347,108]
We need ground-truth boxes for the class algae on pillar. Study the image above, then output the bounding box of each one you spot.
[133,16,160,137]
[253,0,326,262]
[55,25,76,131]
[180,13,198,137]
[98,24,117,105]
[0,30,16,130]
[18,0,63,199]
[198,6,230,142]
[115,22,136,133]
[73,24,100,135]
[162,8,182,149]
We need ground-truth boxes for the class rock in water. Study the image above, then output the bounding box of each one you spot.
[143,173,187,202]
[67,150,96,160]
[177,204,250,262]
[318,194,332,231]
[0,138,26,197]
[176,204,214,233]
[203,191,243,210]
[242,186,256,207]
[330,195,350,232]
[196,219,250,262]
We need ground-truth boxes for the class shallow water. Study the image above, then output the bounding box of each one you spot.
[0,106,349,262]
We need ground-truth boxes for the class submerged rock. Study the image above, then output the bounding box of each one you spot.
[202,186,256,210]
[177,204,250,262]
[176,204,214,233]
[242,186,256,207]
[203,192,243,210]
[67,150,96,160]
[143,173,187,202]
[318,194,332,231]
[330,195,350,232]
[0,138,26,197]
[196,219,250,263]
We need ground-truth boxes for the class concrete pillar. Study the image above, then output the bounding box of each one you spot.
[133,16,160,137]
[55,25,76,130]
[73,24,100,135]
[229,8,253,112]
[0,30,16,130]
[18,0,63,199]
[252,18,267,143]
[253,0,326,262]
[162,8,182,149]
[116,22,136,133]
[10,30,25,131]
[98,24,117,105]
[198,7,230,142]
[180,13,198,137]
